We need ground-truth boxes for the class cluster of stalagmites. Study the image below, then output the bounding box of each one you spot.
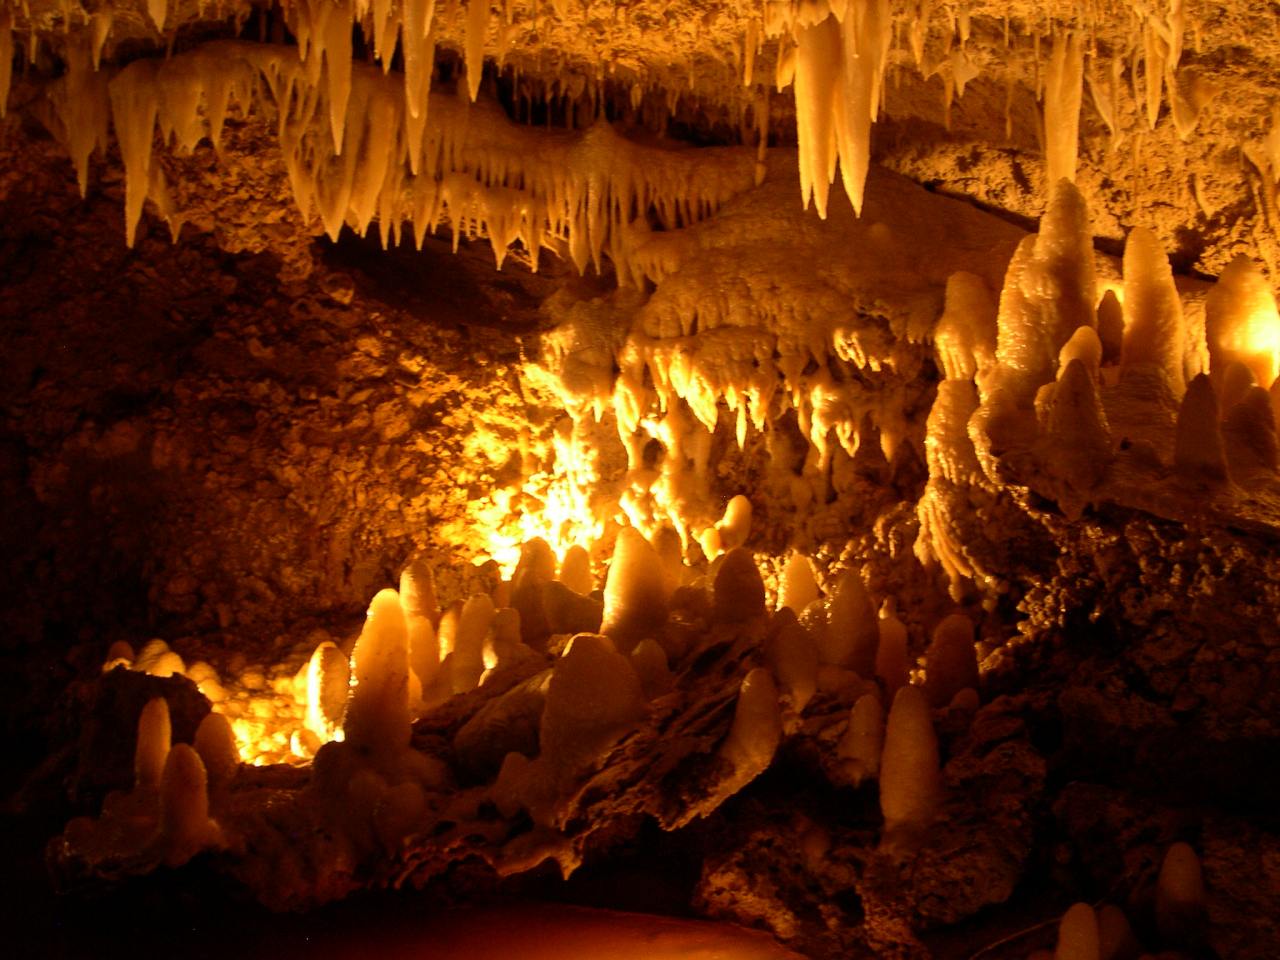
[1032,841,1209,959]
[916,176,1280,598]
[60,496,1005,910]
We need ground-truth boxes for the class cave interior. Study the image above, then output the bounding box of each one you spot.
[2,1,1280,958]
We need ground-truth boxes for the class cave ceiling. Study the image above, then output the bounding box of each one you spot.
[3,1,1280,278]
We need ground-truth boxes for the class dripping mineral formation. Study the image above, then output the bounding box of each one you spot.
[4,2,1280,959]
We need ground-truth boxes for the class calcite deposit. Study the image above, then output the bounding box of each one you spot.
[3,2,1280,959]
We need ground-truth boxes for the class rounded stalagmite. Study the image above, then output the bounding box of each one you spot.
[159,743,218,868]
[135,696,171,790]
[923,613,979,707]
[824,569,878,676]
[879,685,942,842]
[837,693,884,787]
[1054,902,1100,960]
[345,588,412,754]
[558,544,594,596]
[601,526,668,654]
[1156,841,1206,946]
[194,712,239,790]
[713,547,766,624]
[777,551,821,614]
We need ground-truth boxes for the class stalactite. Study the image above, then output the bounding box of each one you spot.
[1044,30,1083,187]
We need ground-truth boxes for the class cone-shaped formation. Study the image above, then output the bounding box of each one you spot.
[823,568,878,675]
[923,614,979,708]
[879,685,942,841]
[1156,841,1207,945]
[1224,385,1279,479]
[837,693,884,787]
[159,744,219,867]
[601,527,668,653]
[1097,289,1125,365]
[1054,902,1100,960]
[787,1,890,218]
[720,667,782,785]
[764,613,819,714]
[1121,226,1187,398]
[989,180,1097,408]
[306,640,351,743]
[558,545,594,596]
[874,611,910,699]
[540,634,645,776]
[716,495,753,552]
[400,559,440,693]
[194,713,240,790]
[713,547,767,624]
[452,593,496,693]
[778,552,820,614]
[1044,31,1084,188]
[1174,374,1228,483]
[1096,905,1140,960]
[345,588,412,754]
[1043,357,1113,507]
[1206,255,1280,389]
[934,272,997,381]
[135,697,171,790]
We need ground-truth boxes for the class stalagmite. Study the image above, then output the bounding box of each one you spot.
[934,272,997,381]
[1220,362,1257,416]
[629,638,673,699]
[1096,905,1140,960]
[1205,255,1280,389]
[539,634,645,778]
[135,697,171,790]
[875,610,910,699]
[1043,358,1113,508]
[305,640,350,742]
[514,537,558,594]
[159,744,219,867]
[716,495,753,551]
[879,685,942,841]
[764,612,819,714]
[713,548,766,625]
[1097,290,1124,365]
[194,713,240,789]
[1223,386,1279,478]
[922,613,979,707]
[1156,841,1207,944]
[778,551,820,613]
[1059,326,1103,379]
[823,569,878,675]
[401,559,440,688]
[1034,179,1098,352]
[836,693,884,787]
[558,544,594,596]
[601,526,668,654]
[1174,374,1228,482]
[988,181,1096,408]
[1044,31,1084,187]
[1054,902,1100,960]
[719,668,781,789]
[1121,227,1188,398]
[345,588,412,754]
[452,593,496,692]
